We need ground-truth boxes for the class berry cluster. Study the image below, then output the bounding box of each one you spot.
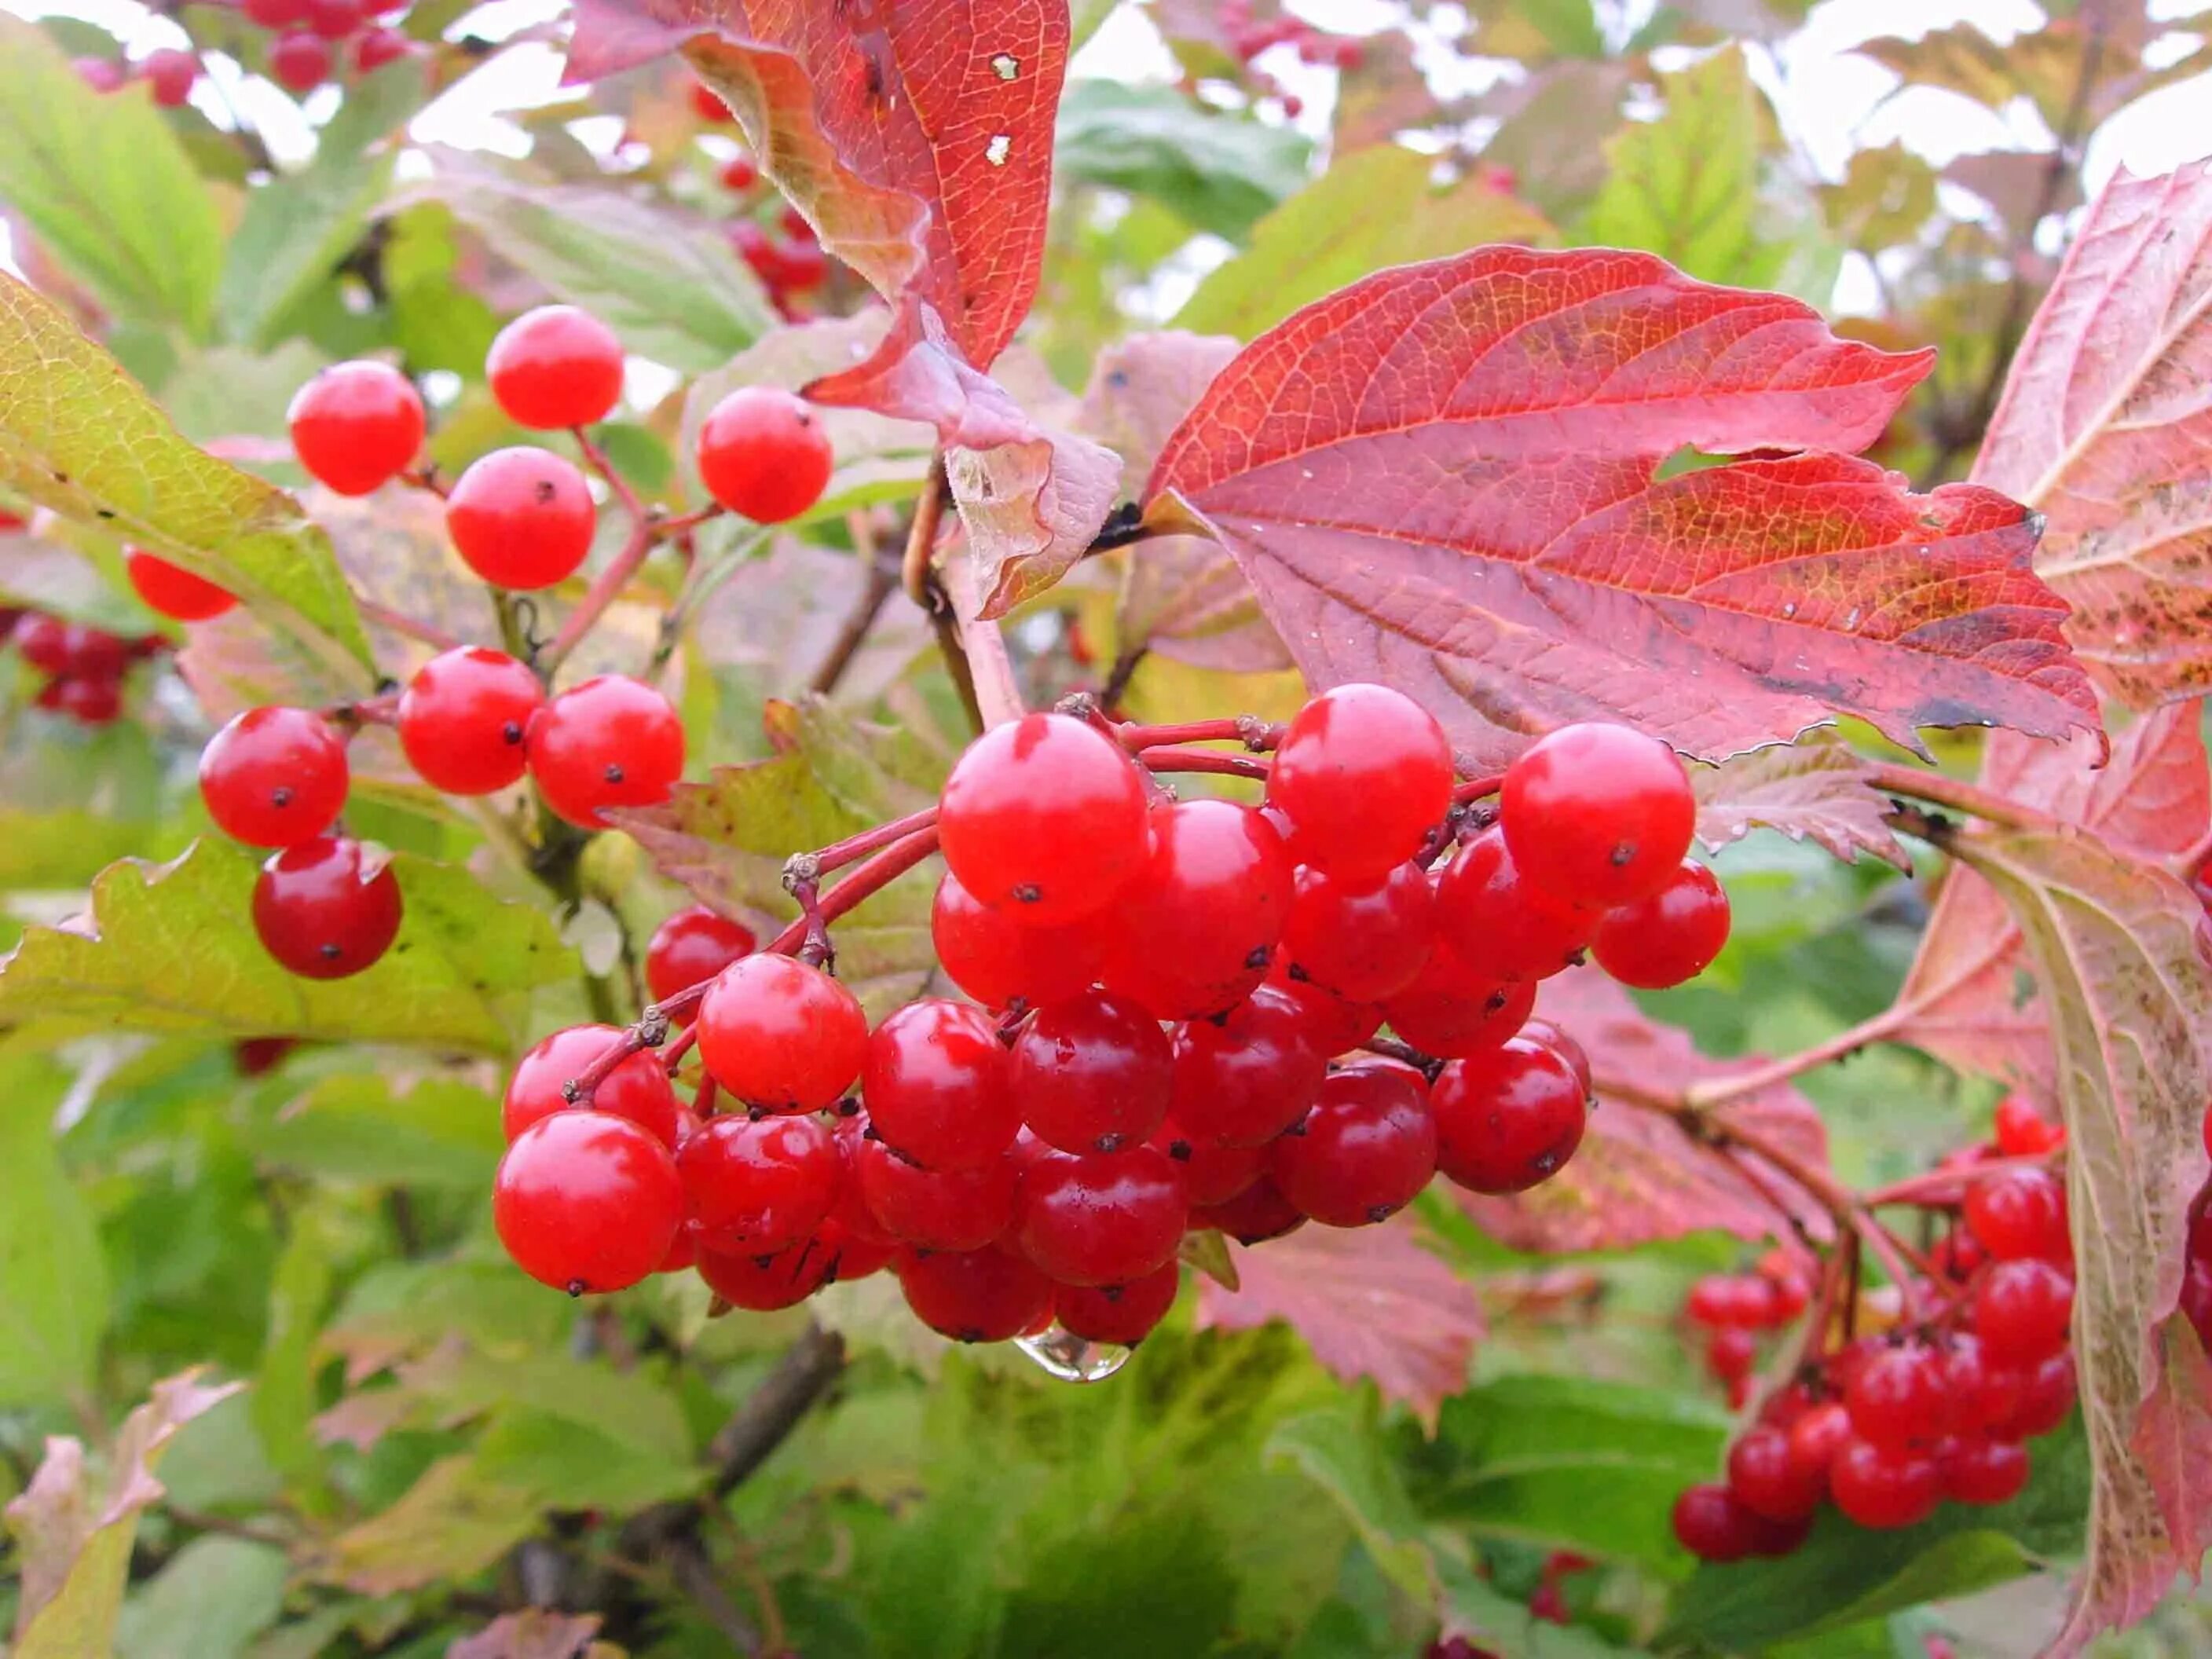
[1685,1251,1814,1408]
[1673,1101,2076,1560]
[236,0,419,96]
[75,46,206,107]
[7,599,167,727]
[491,686,1735,1353]
[680,75,834,315]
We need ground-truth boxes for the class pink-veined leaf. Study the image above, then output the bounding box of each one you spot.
[1142,245,2100,767]
[1692,732,1911,870]
[1892,701,2210,1100]
[1972,159,2212,710]
[1193,1214,1482,1430]
[1454,969,1835,1253]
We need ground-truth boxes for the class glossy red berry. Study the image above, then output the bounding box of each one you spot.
[352,26,416,71]
[200,706,349,847]
[494,1111,682,1294]
[243,0,306,24]
[126,551,234,621]
[1431,1038,1588,1194]
[1189,1174,1305,1245]
[485,306,625,430]
[1974,1258,2074,1364]
[1844,1340,1945,1449]
[140,48,200,107]
[862,998,1019,1170]
[503,1024,679,1147]
[1016,1146,1188,1287]
[1272,1067,1437,1227]
[1671,1483,1763,1563]
[929,870,1104,1009]
[1168,983,1328,1148]
[898,1245,1054,1342]
[1101,800,1295,1018]
[287,361,422,493]
[269,31,332,93]
[1591,860,1730,989]
[1940,1333,2023,1434]
[1265,965,1384,1059]
[720,152,760,192]
[251,836,402,978]
[1992,1095,2065,1156]
[1993,1352,2076,1439]
[445,446,595,590]
[696,386,835,523]
[1500,723,1695,908]
[302,0,361,39]
[678,1113,840,1252]
[644,905,756,1013]
[1434,828,1597,983]
[1265,684,1453,884]
[696,953,867,1113]
[1280,861,1434,1002]
[697,1236,837,1309]
[526,674,685,826]
[1963,1166,2071,1265]
[42,676,123,724]
[1943,1435,2030,1506]
[1727,1423,1823,1522]
[689,77,733,121]
[1057,1262,1180,1346]
[1381,944,1536,1060]
[1786,1401,1851,1484]
[938,712,1150,925]
[397,646,544,795]
[1828,1437,1941,1529]
[1685,1274,1779,1330]
[1146,1112,1267,1207]
[855,1137,1017,1251]
[1010,990,1173,1155]
[1705,1327,1757,1386]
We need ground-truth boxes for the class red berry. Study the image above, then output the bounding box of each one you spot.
[929,870,1104,1009]
[1685,1274,1777,1330]
[1992,1095,2065,1156]
[1381,944,1536,1060]
[1518,1018,1592,1096]
[774,236,830,291]
[75,57,126,93]
[1010,990,1173,1155]
[1431,1037,1588,1194]
[397,646,544,795]
[855,1136,1017,1251]
[696,953,867,1113]
[1941,1333,2023,1434]
[689,77,732,121]
[1992,1352,2075,1439]
[1786,1401,1851,1483]
[1942,1434,2029,1506]
[485,305,625,430]
[11,613,72,674]
[141,48,199,107]
[526,674,685,826]
[779,203,816,244]
[1963,1166,2070,1264]
[862,998,1019,1170]
[1705,1326,1757,1385]
[697,1236,837,1309]
[42,676,123,725]
[695,386,834,523]
[1671,1483,1762,1562]
[1272,1066,1437,1227]
[251,836,401,978]
[678,1112,839,1251]
[287,361,423,493]
[938,712,1150,925]
[1591,860,1730,989]
[1829,1437,1941,1529]
[1265,963,1383,1057]
[126,551,234,621]
[1434,828,1596,982]
[53,622,128,680]
[302,0,361,40]
[1280,861,1434,1003]
[1056,1261,1180,1346]
[1500,723,1695,907]
[445,446,595,589]
[1265,684,1452,884]
[897,1244,1053,1342]
[268,29,333,93]
[1101,800,1295,1018]
[1146,1111,1267,1206]
[1168,983,1327,1148]
[235,1036,298,1076]
[1974,1258,2074,1364]
[494,1111,682,1293]
[352,26,416,71]
[1844,1340,1946,1449]
[1189,1174,1305,1245]
[719,151,760,192]
[200,706,349,847]
[503,1024,679,1146]
[644,905,757,1013]
[1727,1423,1823,1522]
[243,0,307,24]
[1016,1146,1188,1287]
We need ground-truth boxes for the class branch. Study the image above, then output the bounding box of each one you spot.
[810,518,902,698]
[541,518,655,676]
[1682,1004,1906,1111]
[573,424,643,522]
[357,598,463,652]
[707,1319,845,1500]
[1865,761,2057,835]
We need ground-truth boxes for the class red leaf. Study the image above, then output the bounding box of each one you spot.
[566,0,1067,372]
[1194,1214,1481,1430]
[1143,246,2099,766]
[1453,969,1834,1253]
[1974,160,2212,711]
[1693,732,1911,870]
[1892,702,2210,1098]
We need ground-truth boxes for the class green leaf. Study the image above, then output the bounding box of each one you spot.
[0,16,224,330]
[310,1453,541,1596]
[468,1408,701,1512]
[218,64,427,348]
[320,1346,694,1464]
[0,272,375,682]
[411,152,777,372]
[252,1210,337,1505]
[0,839,574,1056]
[114,1536,289,1659]
[1266,1408,1439,1606]
[320,1258,568,1374]
[1054,81,1311,238]
[0,1046,109,1408]
[1175,145,1555,339]
[251,1075,503,1190]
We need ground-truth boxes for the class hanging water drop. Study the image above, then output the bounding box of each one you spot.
[1015,1324,1133,1382]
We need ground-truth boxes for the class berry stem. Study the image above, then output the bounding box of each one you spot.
[662,1022,700,1075]
[1144,749,1272,784]
[764,827,940,956]
[399,465,449,500]
[1865,761,2059,836]
[541,518,655,676]
[571,424,643,522]
[1115,716,1283,753]
[357,598,464,652]
[940,526,1026,731]
[1682,1004,1907,1111]
[796,806,940,881]
[1452,772,1507,804]
[650,525,775,677]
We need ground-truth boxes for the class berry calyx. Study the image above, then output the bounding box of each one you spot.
[486,305,625,430]
[287,360,423,494]
[445,446,596,590]
[397,646,545,795]
[1010,989,1174,1155]
[698,1237,840,1309]
[695,386,835,523]
[494,1111,683,1295]
[643,906,757,1014]
[251,836,403,979]
[862,998,1020,1170]
[677,1112,840,1252]
[1590,859,1731,989]
[1500,723,1696,908]
[1431,1037,1588,1194]
[200,706,350,848]
[503,1024,679,1147]
[126,551,235,621]
[1145,1111,1268,1206]
[526,674,685,826]
[696,952,868,1113]
[1271,1066,1437,1227]
[1265,683,1453,884]
[1016,1146,1188,1287]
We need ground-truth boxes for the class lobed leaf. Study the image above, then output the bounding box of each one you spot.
[1692,732,1911,870]
[1145,245,2098,767]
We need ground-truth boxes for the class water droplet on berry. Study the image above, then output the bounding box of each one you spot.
[1014,1324,1132,1382]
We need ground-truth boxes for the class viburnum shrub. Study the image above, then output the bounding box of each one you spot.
[8,2,2212,1653]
